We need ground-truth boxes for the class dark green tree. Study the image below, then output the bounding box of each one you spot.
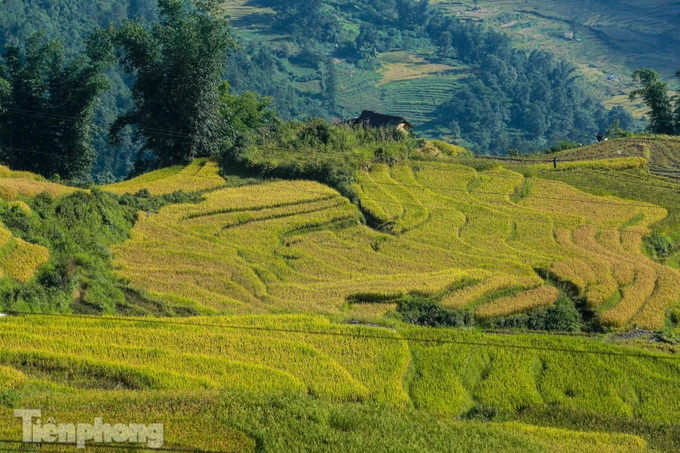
[0,32,110,180]
[396,0,429,29]
[321,58,338,112]
[218,81,277,145]
[110,0,236,170]
[630,68,675,134]
[270,0,340,44]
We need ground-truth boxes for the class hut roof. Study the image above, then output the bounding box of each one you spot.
[348,111,413,129]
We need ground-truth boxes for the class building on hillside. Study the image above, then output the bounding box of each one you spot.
[345,110,414,133]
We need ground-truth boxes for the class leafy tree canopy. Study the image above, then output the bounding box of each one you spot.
[630,68,675,135]
[0,32,110,180]
[110,0,236,170]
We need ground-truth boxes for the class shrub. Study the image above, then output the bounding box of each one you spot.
[397,296,473,328]
[488,295,582,332]
[544,140,580,154]
[644,232,673,259]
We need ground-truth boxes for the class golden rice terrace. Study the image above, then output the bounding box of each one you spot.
[109,159,680,329]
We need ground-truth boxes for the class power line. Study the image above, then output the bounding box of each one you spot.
[0,145,74,160]
[0,116,671,232]
[4,311,679,361]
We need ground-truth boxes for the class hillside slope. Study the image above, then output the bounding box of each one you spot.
[0,165,77,283]
[430,0,680,114]
[223,0,677,126]
[522,136,680,181]
[108,157,680,329]
[1,146,680,450]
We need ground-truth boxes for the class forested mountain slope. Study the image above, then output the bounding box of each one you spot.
[0,0,660,180]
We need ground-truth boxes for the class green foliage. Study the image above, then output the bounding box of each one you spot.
[223,119,418,198]
[606,119,635,139]
[268,0,341,44]
[0,32,110,180]
[510,180,531,203]
[110,0,237,169]
[485,294,582,332]
[219,81,278,148]
[0,0,645,176]
[630,68,675,135]
[644,231,673,260]
[0,190,132,312]
[397,297,473,328]
[0,187,200,313]
[544,140,580,154]
[0,0,159,182]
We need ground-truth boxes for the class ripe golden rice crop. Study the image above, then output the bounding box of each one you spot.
[0,365,27,389]
[0,225,12,248]
[104,159,225,195]
[528,156,647,172]
[522,179,666,229]
[0,177,76,199]
[629,266,680,329]
[475,286,559,319]
[0,314,410,405]
[106,160,680,327]
[355,167,404,225]
[549,259,597,296]
[599,265,657,328]
[0,238,49,282]
[7,200,32,214]
[497,422,647,452]
[0,165,43,180]
[442,275,541,308]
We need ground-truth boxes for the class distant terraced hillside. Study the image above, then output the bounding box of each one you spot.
[108,158,680,329]
[430,0,680,116]
[223,0,679,123]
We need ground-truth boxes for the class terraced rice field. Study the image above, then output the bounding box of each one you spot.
[110,159,680,328]
[0,313,679,450]
[429,0,680,120]
[104,159,227,195]
[0,165,77,200]
[0,168,53,282]
[378,52,464,84]
[380,76,462,126]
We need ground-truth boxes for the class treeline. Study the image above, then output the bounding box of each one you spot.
[425,16,635,153]
[0,0,275,179]
[0,0,159,181]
